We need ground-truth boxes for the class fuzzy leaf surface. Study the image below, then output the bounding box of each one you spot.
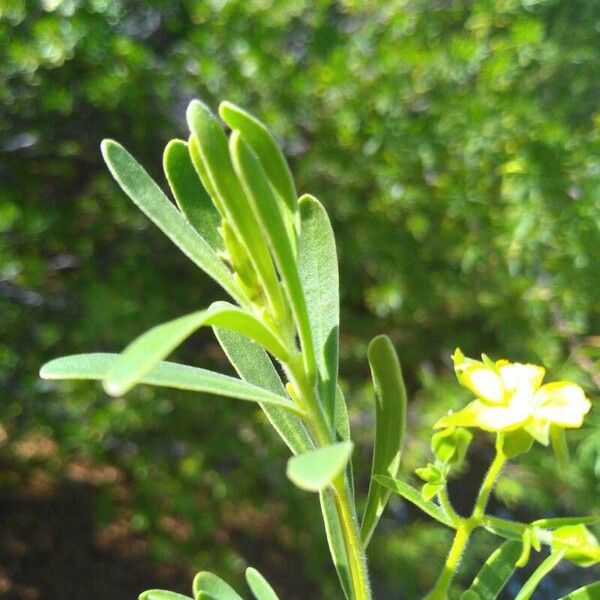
[298,194,339,427]
[40,353,298,413]
[100,139,244,306]
[287,441,353,492]
[214,328,313,455]
[163,139,223,251]
[103,302,289,396]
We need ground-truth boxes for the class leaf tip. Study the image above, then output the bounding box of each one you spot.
[102,377,126,397]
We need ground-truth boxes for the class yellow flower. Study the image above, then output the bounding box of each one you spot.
[435,349,591,445]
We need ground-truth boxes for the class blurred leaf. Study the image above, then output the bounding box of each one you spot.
[514,549,567,600]
[373,476,453,528]
[139,591,193,600]
[557,581,600,599]
[245,567,280,600]
[193,571,244,600]
[287,441,353,492]
[361,335,407,545]
[465,540,522,600]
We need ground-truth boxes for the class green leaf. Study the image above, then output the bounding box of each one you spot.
[533,516,600,528]
[229,132,314,378]
[163,139,223,251]
[514,549,567,600]
[483,517,525,541]
[466,540,522,600]
[196,594,219,600]
[373,476,454,528]
[193,572,244,600]
[557,581,600,599]
[219,101,297,220]
[139,592,192,600]
[550,524,600,567]
[320,488,352,600]
[40,353,301,414]
[186,100,286,321]
[100,139,245,307]
[214,328,314,455]
[287,441,353,492]
[103,302,290,396]
[360,335,407,545]
[298,194,340,427]
[245,567,280,600]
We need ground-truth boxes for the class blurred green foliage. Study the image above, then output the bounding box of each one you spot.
[1,0,599,597]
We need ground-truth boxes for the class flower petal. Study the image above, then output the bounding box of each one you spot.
[454,355,505,404]
[472,403,527,432]
[533,382,591,428]
[434,401,482,429]
[498,363,545,396]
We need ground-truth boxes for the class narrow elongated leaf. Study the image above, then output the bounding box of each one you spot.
[483,517,524,541]
[245,568,280,600]
[320,488,352,600]
[214,328,313,455]
[163,139,223,251]
[533,516,599,529]
[230,133,315,378]
[514,549,567,600]
[361,335,407,545]
[557,581,600,599]
[100,139,244,307]
[466,540,522,600]
[298,194,339,427]
[186,100,286,321]
[140,592,192,600]
[193,572,244,600]
[374,476,454,528]
[287,441,353,492]
[104,302,290,396]
[40,353,300,414]
[219,101,296,217]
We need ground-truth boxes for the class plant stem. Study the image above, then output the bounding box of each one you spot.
[426,523,473,600]
[288,358,372,600]
[472,444,506,521]
[427,437,508,599]
[438,487,461,526]
[333,474,372,600]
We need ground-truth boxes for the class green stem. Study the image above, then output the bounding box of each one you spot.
[427,523,473,600]
[473,443,507,521]
[333,474,372,600]
[438,487,462,526]
[288,359,371,600]
[427,436,508,599]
